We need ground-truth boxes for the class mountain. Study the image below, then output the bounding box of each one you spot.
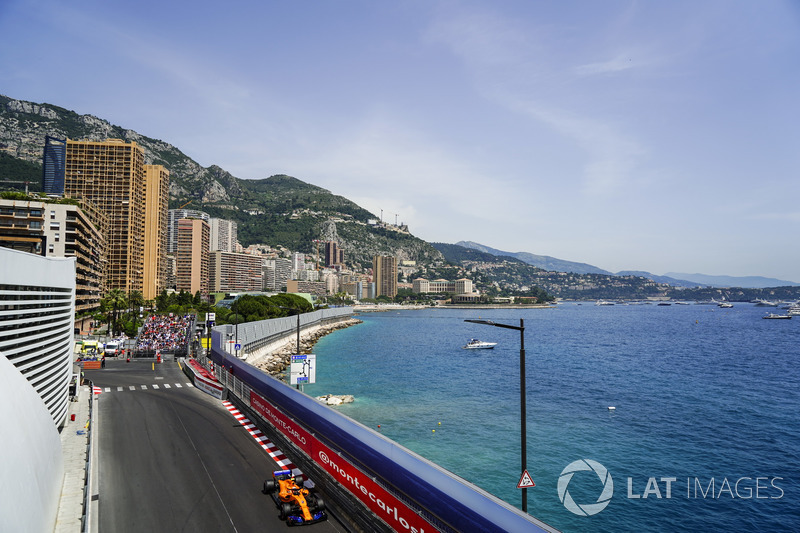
[0,95,442,267]
[663,273,800,289]
[615,271,703,288]
[456,241,612,275]
[455,241,800,289]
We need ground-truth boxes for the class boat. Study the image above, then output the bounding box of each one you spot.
[762,313,791,320]
[595,300,615,306]
[718,302,734,308]
[753,299,779,307]
[462,339,497,350]
[787,305,800,316]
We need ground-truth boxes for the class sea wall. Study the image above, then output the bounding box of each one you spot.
[249,317,362,377]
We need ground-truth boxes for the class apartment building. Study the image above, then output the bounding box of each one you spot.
[286,279,327,297]
[263,257,292,291]
[0,198,106,325]
[373,255,398,298]
[167,208,210,253]
[210,218,238,252]
[324,241,344,267]
[64,139,146,293]
[208,251,263,292]
[142,165,169,300]
[176,218,209,295]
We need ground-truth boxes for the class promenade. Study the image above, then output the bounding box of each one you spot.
[55,364,96,532]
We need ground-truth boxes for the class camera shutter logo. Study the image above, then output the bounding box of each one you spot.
[558,459,614,516]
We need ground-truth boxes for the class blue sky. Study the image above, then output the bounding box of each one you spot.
[2,1,799,282]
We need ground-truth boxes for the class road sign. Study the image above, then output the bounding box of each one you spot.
[234,343,241,351]
[290,353,316,385]
[517,470,535,488]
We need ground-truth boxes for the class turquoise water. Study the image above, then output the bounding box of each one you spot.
[302,304,800,532]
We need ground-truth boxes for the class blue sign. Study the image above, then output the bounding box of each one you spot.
[234,343,241,351]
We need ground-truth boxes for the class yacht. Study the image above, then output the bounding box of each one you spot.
[462,339,497,350]
[763,313,791,320]
[753,299,779,307]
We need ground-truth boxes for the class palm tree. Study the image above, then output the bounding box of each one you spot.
[104,289,128,336]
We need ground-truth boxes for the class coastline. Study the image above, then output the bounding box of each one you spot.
[354,303,555,312]
[251,317,363,378]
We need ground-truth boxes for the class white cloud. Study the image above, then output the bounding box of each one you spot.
[574,55,635,76]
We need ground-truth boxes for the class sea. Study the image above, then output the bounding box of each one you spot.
[302,303,800,532]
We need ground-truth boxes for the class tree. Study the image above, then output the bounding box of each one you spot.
[103,289,128,336]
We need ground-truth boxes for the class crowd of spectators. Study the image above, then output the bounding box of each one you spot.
[136,314,194,353]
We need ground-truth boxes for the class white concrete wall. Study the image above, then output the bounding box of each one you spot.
[0,354,64,533]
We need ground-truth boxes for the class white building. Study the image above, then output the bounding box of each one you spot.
[263,257,292,291]
[0,247,76,531]
[167,208,210,253]
[209,218,238,252]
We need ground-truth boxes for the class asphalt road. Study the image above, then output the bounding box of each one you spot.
[84,359,344,532]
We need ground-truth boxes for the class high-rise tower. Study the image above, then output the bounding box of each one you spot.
[42,135,67,196]
[373,255,398,298]
[64,139,146,293]
[143,165,170,300]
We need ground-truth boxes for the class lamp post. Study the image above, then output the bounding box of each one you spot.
[231,300,240,358]
[465,318,528,512]
[275,305,302,354]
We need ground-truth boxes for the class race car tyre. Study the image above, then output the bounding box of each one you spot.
[262,479,277,494]
[294,475,305,485]
[314,495,326,511]
[280,502,294,520]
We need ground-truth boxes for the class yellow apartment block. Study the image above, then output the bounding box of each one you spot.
[373,255,398,298]
[144,164,169,300]
[65,139,145,294]
[176,218,209,295]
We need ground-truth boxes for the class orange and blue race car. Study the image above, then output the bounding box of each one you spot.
[262,469,327,526]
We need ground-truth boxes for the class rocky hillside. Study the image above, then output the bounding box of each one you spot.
[0,94,443,267]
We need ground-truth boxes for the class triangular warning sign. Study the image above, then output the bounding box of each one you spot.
[517,469,535,488]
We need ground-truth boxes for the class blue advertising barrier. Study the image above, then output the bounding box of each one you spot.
[209,326,557,533]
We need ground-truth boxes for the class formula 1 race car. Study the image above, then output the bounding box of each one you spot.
[262,470,327,526]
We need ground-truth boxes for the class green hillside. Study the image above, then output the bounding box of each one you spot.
[0,94,443,267]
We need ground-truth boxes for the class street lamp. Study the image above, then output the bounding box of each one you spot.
[274,305,302,354]
[465,318,528,513]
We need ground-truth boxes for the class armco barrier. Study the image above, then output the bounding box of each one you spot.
[182,358,223,399]
[209,322,557,533]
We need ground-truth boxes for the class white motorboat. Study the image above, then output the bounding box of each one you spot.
[718,302,734,308]
[463,339,497,350]
[753,299,779,307]
[763,313,791,320]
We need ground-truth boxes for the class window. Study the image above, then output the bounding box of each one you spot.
[50,210,56,219]
[54,233,60,242]
[29,221,41,229]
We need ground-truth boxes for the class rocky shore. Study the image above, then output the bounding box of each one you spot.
[315,394,354,406]
[252,317,362,378]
